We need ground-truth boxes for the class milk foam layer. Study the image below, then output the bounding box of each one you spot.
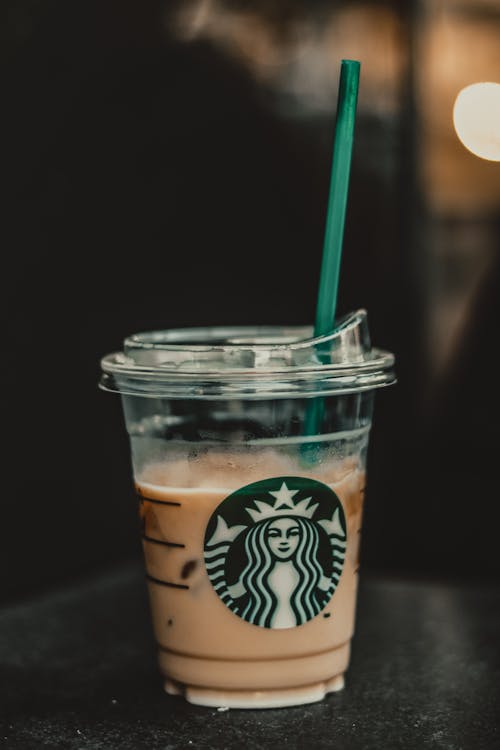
[139,447,361,495]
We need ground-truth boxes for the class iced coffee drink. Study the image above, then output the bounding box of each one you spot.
[100,311,395,707]
[137,447,365,707]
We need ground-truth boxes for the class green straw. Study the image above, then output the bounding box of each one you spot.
[302,60,360,456]
[314,59,360,338]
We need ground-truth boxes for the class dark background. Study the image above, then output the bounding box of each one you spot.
[3,0,500,603]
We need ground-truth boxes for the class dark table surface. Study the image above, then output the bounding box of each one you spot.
[1,563,499,750]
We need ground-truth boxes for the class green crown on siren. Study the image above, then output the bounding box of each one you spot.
[246,482,318,523]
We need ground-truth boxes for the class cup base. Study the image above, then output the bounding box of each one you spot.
[164,673,345,709]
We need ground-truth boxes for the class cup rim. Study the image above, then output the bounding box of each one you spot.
[99,310,395,398]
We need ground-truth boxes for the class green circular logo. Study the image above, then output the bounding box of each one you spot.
[204,476,347,629]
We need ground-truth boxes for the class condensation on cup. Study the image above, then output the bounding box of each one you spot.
[100,310,395,709]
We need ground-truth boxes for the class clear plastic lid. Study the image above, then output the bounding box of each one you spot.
[100,309,395,399]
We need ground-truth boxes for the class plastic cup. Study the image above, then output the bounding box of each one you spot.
[100,310,394,708]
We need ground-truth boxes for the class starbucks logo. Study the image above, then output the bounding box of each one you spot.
[204,477,347,629]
